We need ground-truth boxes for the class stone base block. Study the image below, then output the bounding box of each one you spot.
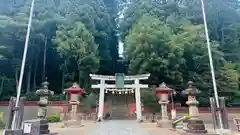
[215,129,231,135]
[62,120,84,128]
[23,119,50,135]
[3,129,23,135]
[137,119,143,123]
[157,120,172,128]
[184,119,207,134]
[97,117,103,122]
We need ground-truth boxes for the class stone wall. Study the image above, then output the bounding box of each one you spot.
[1,101,240,123]
[0,106,61,124]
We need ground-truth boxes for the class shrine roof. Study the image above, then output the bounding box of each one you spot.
[155,82,173,92]
[64,83,86,93]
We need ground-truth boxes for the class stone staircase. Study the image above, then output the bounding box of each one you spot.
[110,104,128,119]
[107,93,135,120]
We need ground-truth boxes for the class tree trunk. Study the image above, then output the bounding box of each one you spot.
[33,51,40,90]
[15,69,19,91]
[221,24,225,46]
[61,70,65,93]
[26,65,32,93]
[0,77,5,97]
[78,69,81,85]
[61,60,67,93]
[42,38,47,81]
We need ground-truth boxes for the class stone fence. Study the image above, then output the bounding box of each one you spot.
[0,101,64,106]
[1,101,240,113]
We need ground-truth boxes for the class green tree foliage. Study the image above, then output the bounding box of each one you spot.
[0,0,239,108]
[0,0,118,99]
[124,0,240,107]
[54,21,99,89]
[125,15,185,86]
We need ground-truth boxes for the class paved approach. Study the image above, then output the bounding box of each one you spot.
[88,120,150,135]
[50,120,178,135]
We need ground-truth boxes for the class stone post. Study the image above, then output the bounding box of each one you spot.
[97,79,105,122]
[182,81,207,133]
[134,79,142,122]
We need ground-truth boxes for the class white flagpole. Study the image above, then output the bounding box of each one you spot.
[200,0,224,131]
[11,0,35,129]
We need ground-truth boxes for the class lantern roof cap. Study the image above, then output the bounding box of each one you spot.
[36,79,54,95]
[64,83,86,93]
[182,81,201,95]
[155,82,173,92]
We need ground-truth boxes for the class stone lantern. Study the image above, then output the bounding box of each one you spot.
[35,80,54,134]
[155,82,173,127]
[64,83,85,121]
[155,82,173,120]
[36,80,54,119]
[182,81,207,133]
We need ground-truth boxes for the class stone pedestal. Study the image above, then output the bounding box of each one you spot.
[184,119,207,133]
[37,106,47,119]
[70,104,77,121]
[97,117,103,122]
[171,109,176,119]
[157,119,172,128]
[3,129,23,135]
[184,98,207,133]
[137,119,143,123]
[157,102,171,127]
[63,102,84,127]
[23,119,49,135]
[63,120,84,128]
[161,103,168,120]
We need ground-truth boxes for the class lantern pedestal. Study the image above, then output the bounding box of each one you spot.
[184,119,207,133]
[161,103,168,120]
[171,109,176,119]
[184,101,207,133]
[97,117,103,122]
[63,101,84,128]
[137,119,143,123]
[157,120,172,128]
[157,102,171,128]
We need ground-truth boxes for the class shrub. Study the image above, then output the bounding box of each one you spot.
[24,92,39,101]
[0,121,5,129]
[47,112,61,123]
[49,94,65,101]
[0,112,5,129]
[24,93,65,101]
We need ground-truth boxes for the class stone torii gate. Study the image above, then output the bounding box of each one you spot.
[90,73,150,122]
